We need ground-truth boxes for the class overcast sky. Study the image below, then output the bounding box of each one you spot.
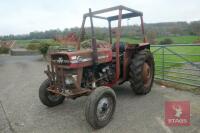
[0,0,199,35]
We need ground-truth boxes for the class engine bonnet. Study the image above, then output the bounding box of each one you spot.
[51,48,112,68]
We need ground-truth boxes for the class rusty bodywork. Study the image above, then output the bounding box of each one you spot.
[40,5,155,129]
[45,5,150,99]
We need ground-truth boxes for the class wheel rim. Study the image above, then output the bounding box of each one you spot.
[142,62,152,87]
[47,91,62,102]
[96,96,114,121]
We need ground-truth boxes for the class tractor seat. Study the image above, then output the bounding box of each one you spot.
[112,42,125,53]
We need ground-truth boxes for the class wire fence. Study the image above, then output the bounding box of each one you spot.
[151,44,200,87]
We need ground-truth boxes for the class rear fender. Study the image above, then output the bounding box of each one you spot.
[137,43,150,50]
[122,43,150,82]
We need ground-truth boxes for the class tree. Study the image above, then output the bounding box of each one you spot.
[190,21,200,35]
[159,38,173,45]
[147,31,157,44]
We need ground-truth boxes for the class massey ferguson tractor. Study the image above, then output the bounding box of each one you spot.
[39,5,154,129]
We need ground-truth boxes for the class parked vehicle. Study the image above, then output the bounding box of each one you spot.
[39,5,154,129]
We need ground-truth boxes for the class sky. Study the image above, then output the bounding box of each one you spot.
[0,0,199,35]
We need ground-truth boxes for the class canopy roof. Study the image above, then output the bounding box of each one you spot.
[84,5,143,21]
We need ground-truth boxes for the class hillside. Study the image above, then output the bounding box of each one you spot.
[0,21,200,41]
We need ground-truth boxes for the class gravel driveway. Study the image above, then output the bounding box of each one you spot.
[0,55,200,133]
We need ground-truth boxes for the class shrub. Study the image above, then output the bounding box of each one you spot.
[26,43,40,50]
[0,47,10,54]
[38,41,60,56]
[38,42,50,56]
[193,37,200,44]
[30,39,40,43]
[159,38,173,45]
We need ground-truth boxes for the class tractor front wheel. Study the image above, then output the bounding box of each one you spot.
[39,79,65,107]
[129,49,155,95]
[85,86,116,129]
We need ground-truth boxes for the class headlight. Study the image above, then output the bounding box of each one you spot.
[65,76,74,85]
[64,75,77,86]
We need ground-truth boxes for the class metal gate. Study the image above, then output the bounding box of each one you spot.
[151,44,200,87]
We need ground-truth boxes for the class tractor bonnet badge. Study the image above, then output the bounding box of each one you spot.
[57,57,64,63]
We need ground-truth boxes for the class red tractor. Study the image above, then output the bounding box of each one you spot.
[39,5,154,129]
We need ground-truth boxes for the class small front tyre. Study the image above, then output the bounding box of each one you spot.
[85,86,116,129]
[39,79,65,107]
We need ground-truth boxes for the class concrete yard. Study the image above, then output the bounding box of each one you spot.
[0,55,200,133]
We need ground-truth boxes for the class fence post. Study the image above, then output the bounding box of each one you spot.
[162,46,165,80]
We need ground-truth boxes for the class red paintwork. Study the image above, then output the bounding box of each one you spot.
[51,48,112,69]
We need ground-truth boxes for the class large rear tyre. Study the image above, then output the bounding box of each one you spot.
[85,86,116,129]
[39,79,65,107]
[129,49,155,95]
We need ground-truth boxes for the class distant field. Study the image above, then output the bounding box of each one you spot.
[119,35,200,44]
[156,36,199,44]
[15,39,54,48]
[15,35,199,47]
[151,45,200,66]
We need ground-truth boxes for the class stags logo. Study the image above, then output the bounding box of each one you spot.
[165,101,190,126]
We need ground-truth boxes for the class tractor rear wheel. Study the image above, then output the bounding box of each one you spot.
[129,49,154,95]
[85,86,116,129]
[39,79,65,107]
